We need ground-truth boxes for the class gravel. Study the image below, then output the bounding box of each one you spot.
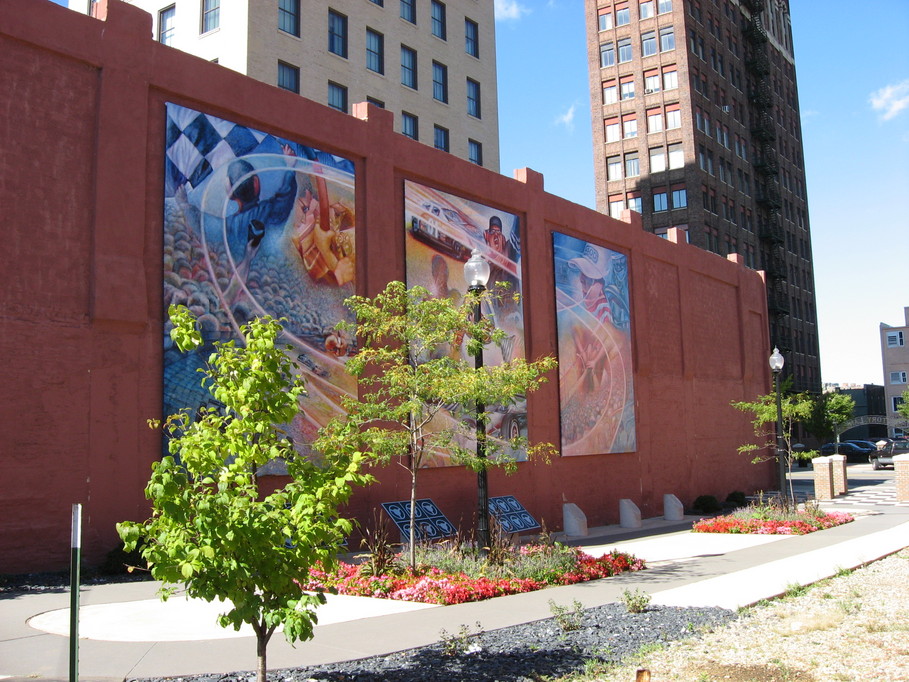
[128,603,736,682]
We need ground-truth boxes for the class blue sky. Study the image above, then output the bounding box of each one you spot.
[51,0,908,384]
[495,0,909,386]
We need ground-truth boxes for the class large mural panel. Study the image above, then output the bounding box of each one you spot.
[553,232,636,456]
[404,180,526,466]
[163,103,356,461]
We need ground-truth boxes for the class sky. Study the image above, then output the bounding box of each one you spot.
[49,0,908,384]
[493,0,909,386]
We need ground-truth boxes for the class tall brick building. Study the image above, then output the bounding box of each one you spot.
[585,0,819,391]
[69,0,500,170]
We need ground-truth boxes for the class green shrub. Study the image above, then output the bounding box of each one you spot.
[725,491,747,507]
[692,495,722,513]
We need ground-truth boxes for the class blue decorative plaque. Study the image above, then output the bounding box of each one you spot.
[381,499,456,540]
[489,495,539,533]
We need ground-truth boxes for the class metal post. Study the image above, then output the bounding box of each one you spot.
[470,286,490,552]
[69,503,82,682]
[773,370,787,503]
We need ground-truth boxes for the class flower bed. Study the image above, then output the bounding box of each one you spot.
[692,510,854,535]
[302,546,645,606]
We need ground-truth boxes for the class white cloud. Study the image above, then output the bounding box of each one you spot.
[495,0,531,21]
[554,103,577,131]
[869,79,909,121]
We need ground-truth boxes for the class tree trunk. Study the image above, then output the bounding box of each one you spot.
[409,465,417,570]
[254,622,275,682]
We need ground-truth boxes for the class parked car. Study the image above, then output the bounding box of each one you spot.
[819,442,872,461]
[844,439,880,451]
[869,441,909,470]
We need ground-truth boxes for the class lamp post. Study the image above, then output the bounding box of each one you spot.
[768,347,787,503]
[464,249,491,551]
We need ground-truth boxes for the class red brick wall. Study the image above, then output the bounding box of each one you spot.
[0,0,773,573]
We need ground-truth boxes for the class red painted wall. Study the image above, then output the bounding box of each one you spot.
[0,0,773,573]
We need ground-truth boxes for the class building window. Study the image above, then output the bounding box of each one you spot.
[647,108,663,133]
[159,6,175,45]
[607,155,622,181]
[609,196,625,218]
[671,187,687,208]
[401,46,417,89]
[605,118,620,143]
[432,61,448,102]
[618,38,632,63]
[370,0,384,4]
[658,0,672,13]
[625,152,640,177]
[620,79,635,100]
[649,146,666,172]
[603,81,618,104]
[660,26,675,51]
[600,42,615,68]
[642,31,657,57]
[401,112,418,140]
[466,78,481,118]
[644,71,660,92]
[465,18,479,57]
[278,0,300,36]
[201,0,219,33]
[623,115,637,138]
[663,67,678,90]
[431,1,447,39]
[667,142,683,168]
[640,1,654,19]
[434,125,449,152]
[598,11,613,30]
[328,81,348,112]
[890,371,907,384]
[627,195,642,213]
[653,190,668,211]
[468,139,483,166]
[888,331,905,347]
[666,107,681,129]
[277,61,300,93]
[400,0,416,23]
[328,10,348,58]
[893,395,905,413]
[616,6,630,25]
[366,97,385,108]
[366,29,384,74]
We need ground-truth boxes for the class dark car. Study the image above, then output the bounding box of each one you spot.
[819,441,872,461]
[869,441,909,470]
[844,439,880,451]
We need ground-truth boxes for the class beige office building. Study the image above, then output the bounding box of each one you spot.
[71,0,499,170]
[881,308,909,437]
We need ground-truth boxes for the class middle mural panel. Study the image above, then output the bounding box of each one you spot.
[403,180,528,467]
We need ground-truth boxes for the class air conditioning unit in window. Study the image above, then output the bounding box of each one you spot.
[721,105,731,113]
[644,88,656,94]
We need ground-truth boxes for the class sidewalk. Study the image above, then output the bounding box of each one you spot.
[2,479,907,681]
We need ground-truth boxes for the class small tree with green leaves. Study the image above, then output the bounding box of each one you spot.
[804,391,855,444]
[898,389,909,421]
[117,305,372,682]
[333,281,557,568]
[732,379,814,501]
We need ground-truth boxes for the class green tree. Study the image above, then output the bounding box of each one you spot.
[803,391,855,444]
[732,379,814,501]
[331,281,557,568]
[898,389,909,421]
[117,305,372,682]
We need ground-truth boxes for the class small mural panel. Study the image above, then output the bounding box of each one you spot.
[488,495,540,533]
[162,103,357,461]
[403,180,527,466]
[381,499,456,540]
[552,232,636,456]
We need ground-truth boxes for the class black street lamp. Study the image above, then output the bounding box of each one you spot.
[464,249,491,551]
[769,347,788,503]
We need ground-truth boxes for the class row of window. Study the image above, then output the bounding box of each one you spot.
[401,115,482,165]
[157,0,220,44]
[603,104,680,141]
[599,26,674,67]
[601,65,677,104]
[606,142,682,181]
[597,0,673,31]
[324,4,480,59]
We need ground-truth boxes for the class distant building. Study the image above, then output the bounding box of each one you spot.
[833,384,887,442]
[881,307,909,437]
[584,0,820,392]
[69,0,500,170]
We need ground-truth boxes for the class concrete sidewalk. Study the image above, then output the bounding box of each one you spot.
[2,484,907,681]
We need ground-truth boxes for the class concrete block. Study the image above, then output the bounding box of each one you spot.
[562,502,588,537]
[663,494,684,521]
[619,498,642,529]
